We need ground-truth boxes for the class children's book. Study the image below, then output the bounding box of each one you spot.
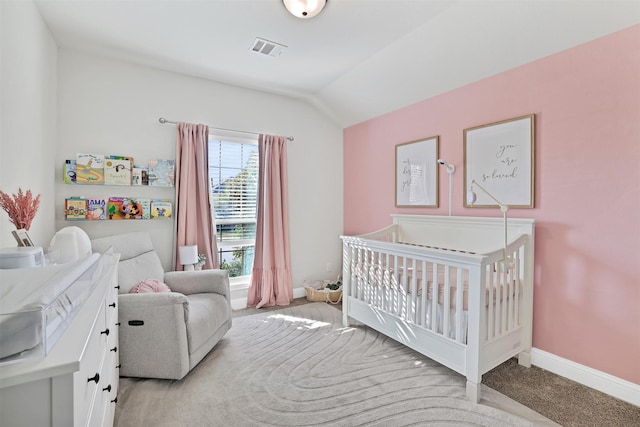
[76,153,105,185]
[86,197,107,220]
[65,198,87,220]
[104,156,133,185]
[150,199,172,219]
[132,164,149,186]
[64,160,76,184]
[107,197,126,220]
[120,198,144,219]
[133,198,151,220]
[148,159,175,187]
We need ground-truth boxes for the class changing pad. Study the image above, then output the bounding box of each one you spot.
[0,253,101,364]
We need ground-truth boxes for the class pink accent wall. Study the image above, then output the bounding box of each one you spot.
[344,25,640,385]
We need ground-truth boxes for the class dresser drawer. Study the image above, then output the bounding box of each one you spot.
[74,300,107,425]
[89,334,119,427]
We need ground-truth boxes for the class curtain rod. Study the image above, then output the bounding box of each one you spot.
[158,117,294,141]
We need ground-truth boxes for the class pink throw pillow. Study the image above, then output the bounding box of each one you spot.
[130,278,171,293]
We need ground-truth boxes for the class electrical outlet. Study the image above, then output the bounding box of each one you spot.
[326,262,333,272]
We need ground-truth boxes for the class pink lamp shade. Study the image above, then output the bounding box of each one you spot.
[179,245,198,270]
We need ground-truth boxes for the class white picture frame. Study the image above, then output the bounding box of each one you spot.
[464,114,535,208]
[395,136,439,208]
[12,229,34,247]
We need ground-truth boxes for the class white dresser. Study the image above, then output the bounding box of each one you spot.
[0,251,120,426]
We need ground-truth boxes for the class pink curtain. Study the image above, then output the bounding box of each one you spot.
[175,122,219,270]
[247,134,293,308]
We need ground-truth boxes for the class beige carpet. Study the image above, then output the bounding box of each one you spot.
[115,303,555,426]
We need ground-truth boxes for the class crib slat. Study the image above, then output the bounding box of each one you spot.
[431,263,439,334]
[410,258,418,323]
[398,256,404,318]
[494,262,502,336]
[499,265,509,334]
[392,255,400,315]
[487,264,495,340]
[507,261,514,330]
[455,268,464,344]
[355,247,362,300]
[372,251,380,307]
[514,250,520,327]
[443,266,451,339]
[421,260,428,328]
[362,247,369,301]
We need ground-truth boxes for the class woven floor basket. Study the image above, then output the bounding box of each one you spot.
[305,287,343,304]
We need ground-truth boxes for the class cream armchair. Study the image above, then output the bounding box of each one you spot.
[91,232,232,380]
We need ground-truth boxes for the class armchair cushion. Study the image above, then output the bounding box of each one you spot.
[186,293,230,356]
[91,232,164,293]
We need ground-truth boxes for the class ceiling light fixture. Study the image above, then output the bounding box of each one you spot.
[283,0,327,19]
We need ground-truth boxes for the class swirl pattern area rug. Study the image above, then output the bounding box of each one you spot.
[115,303,553,426]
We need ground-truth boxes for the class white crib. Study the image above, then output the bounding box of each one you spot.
[341,214,535,402]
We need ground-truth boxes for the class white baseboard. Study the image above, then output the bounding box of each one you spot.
[531,348,639,407]
[230,298,247,310]
[231,287,307,310]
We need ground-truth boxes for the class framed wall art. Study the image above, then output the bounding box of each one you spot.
[464,114,535,208]
[11,229,34,247]
[395,136,439,208]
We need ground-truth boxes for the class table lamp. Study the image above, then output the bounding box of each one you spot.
[179,245,198,271]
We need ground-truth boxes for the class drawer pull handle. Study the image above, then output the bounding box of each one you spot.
[115,322,121,326]
[114,285,120,289]
[116,364,121,369]
[100,328,110,336]
[111,346,118,352]
[109,302,116,308]
[103,385,112,392]
[111,397,118,404]
[128,320,144,326]
[87,373,100,384]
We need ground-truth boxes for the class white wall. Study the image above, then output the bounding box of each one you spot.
[0,0,57,248]
[57,50,344,298]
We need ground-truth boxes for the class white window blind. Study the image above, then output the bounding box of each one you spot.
[210,141,258,222]
[209,137,258,277]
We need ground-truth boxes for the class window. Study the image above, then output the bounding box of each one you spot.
[209,136,259,280]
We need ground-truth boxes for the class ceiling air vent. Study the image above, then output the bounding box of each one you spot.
[250,37,286,57]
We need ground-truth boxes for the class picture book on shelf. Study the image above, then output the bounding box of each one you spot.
[76,153,105,185]
[132,164,149,186]
[64,160,76,184]
[86,197,107,220]
[107,197,126,220]
[148,159,175,187]
[151,199,172,219]
[133,198,151,219]
[121,198,144,219]
[104,156,133,185]
[108,197,145,220]
[65,197,88,220]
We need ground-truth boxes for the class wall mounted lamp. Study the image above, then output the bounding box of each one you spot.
[178,245,198,271]
[467,180,513,269]
[283,0,327,19]
[437,159,455,216]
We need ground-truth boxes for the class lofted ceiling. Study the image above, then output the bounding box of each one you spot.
[34,0,640,127]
